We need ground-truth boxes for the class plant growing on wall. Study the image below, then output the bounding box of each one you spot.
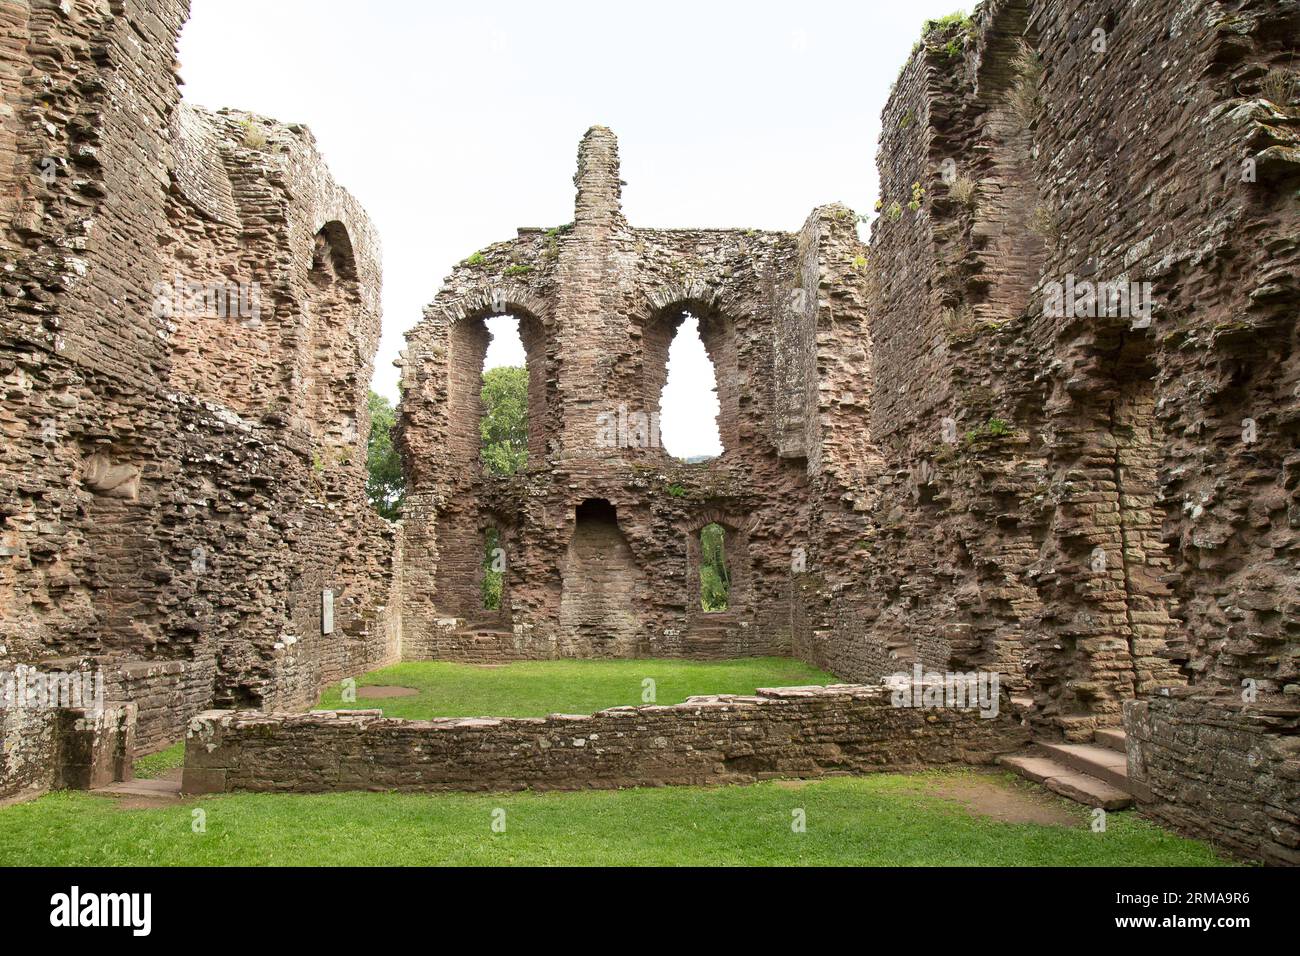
[1009,40,1044,125]
[909,181,926,211]
[238,117,267,149]
[1259,67,1296,111]
[948,175,978,206]
[922,11,974,35]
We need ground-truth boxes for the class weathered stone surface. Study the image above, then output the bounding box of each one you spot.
[1125,694,1300,865]
[1,0,1296,867]
[0,0,399,796]
[182,683,1030,794]
[843,0,1298,861]
[398,127,868,661]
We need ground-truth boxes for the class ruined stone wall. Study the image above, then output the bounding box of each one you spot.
[182,682,1030,795]
[816,0,1299,746]
[809,0,1299,864]
[1,663,136,799]
[0,0,399,789]
[1125,693,1299,866]
[399,129,868,662]
[0,666,57,799]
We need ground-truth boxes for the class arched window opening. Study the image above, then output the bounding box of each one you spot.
[482,526,504,611]
[699,522,730,612]
[659,313,722,461]
[438,307,544,620]
[480,316,529,476]
[464,312,547,475]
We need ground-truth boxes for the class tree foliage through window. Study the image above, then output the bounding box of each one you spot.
[482,526,503,610]
[481,365,528,476]
[700,523,730,612]
[366,389,405,520]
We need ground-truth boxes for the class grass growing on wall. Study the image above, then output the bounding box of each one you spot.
[0,772,1229,867]
[315,657,836,721]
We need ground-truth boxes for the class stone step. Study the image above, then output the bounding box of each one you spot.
[95,776,183,801]
[1035,741,1131,791]
[1093,728,1127,754]
[998,754,1133,811]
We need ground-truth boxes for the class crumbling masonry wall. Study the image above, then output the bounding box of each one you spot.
[3,0,1297,863]
[396,0,1297,860]
[1125,692,1299,865]
[1,0,398,797]
[398,127,870,663]
[838,0,1298,859]
[182,683,1030,795]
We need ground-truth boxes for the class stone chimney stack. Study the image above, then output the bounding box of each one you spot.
[573,126,623,226]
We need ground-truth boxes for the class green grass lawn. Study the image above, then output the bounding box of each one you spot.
[3,659,1225,867]
[133,742,185,779]
[0,771,1228,867]
[314,657,837,720]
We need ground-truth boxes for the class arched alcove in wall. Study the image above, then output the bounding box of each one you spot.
[303,221,363,456]
[558,499,644,656]
[699,522,730,611]
[686,514,749,614]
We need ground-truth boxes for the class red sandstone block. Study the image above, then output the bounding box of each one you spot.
[181,767,227,795]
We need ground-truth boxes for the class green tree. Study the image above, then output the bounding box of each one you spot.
[699,523,730,611]
[366,389,405,520]
[481,366,528,475]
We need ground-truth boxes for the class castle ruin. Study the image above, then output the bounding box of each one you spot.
[1,0,1297,864]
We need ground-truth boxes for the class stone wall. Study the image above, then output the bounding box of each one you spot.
[0,0,399,793]
[182,682,1030,794]
[1125,693,1300,866]
[823,0,1299,740]
[2,0,1296,858]
[398,128,866,663]
[845,0,1299,863]
[1,665,136,799]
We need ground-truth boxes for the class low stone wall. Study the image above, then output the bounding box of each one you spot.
[183,683,1029,794]
[1,697,135,800]
[108,658,217,754]
[1124,693,1300,866]
[37,656,217,756]
[400,618,526,664]
[0,700,56,800]
[401,615,792,665]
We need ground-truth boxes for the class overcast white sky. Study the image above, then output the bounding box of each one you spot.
[178,0,962,457]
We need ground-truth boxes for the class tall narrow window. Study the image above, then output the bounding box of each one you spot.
[482,526,504,610]
[659,313,722,461]
[699,523,730,612]
[480,316,528,475]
